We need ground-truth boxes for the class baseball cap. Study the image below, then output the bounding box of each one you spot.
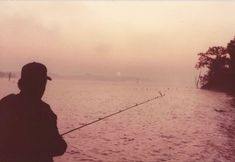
[21,62,52,81]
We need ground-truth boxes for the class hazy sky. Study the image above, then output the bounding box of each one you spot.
[0,1,235,82]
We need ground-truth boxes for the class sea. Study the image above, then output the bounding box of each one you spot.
[0,78,235,162]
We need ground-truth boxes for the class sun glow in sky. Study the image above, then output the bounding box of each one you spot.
[0,1,235,82]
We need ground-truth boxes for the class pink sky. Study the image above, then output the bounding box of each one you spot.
[0,1,235,82]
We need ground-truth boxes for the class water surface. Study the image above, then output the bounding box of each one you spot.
[0,79,235,162]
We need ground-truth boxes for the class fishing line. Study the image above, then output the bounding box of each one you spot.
[61,92,165,136]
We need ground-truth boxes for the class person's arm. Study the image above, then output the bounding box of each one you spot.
[48,114,67,156]
[43,105,67,157]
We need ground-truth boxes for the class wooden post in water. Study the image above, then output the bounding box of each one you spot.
[8,72,11,81]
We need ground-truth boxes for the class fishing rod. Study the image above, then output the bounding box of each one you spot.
[61,91,165,136]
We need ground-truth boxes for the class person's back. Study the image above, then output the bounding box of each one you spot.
[0,62,67,162]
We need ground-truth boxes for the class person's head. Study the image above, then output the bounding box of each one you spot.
[18,62,52,99]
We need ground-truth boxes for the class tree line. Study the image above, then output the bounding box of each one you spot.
[196,37,235,93]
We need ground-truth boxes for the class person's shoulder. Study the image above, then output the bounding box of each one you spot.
[0,94,18,112]
[40,100,57,120]
[0,94,17,105]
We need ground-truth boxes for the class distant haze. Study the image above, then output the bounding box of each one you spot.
[1,1,235,85]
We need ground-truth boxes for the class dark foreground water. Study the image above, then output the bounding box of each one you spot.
[1,79,235,162]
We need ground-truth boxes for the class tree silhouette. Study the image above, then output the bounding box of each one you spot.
[227,37,235,73]
[196,37,235,92]
[195,46,229,89]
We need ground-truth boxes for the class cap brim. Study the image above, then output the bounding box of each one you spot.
[47,76,52,81]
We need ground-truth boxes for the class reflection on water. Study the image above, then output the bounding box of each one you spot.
[1,79,235,162]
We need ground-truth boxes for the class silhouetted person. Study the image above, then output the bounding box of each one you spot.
[0,62,67,162]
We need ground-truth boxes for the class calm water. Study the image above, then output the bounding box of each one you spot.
[1,79,235,162]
